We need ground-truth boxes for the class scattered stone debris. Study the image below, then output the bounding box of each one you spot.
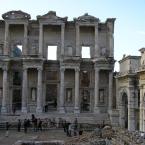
[64,126,145,145]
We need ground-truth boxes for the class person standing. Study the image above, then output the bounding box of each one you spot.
[23,119,28,133]
[5,122,10,137]
[17,119,21,132]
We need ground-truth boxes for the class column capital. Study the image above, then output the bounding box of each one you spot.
[61,23,65,28]
[94,67,100,72]
[60,67,65,72]
[37,67,43,71]
[75,68,80,72]
[2,66,8,71]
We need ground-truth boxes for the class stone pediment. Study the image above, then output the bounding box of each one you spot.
[37,11,67,22]
[2,10,31,20]
[74,13,99,22]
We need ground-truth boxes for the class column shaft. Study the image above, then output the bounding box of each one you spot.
[23,24,28,55]
[39,23,43,56]
[74,68,80,113]
[4,22,9,56]
[59,68,65,113]
[140,86,144,131]
[108,71,113,110]
[1,68,8,114]
[95,24,99,57]
[22,68,28,113]
[61,24,65,56]
[128,88,135,131]
[36,68,43,113]
[76,24,80,56]
[94,68,100,113]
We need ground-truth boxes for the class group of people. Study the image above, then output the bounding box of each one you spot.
[5,114,83,137]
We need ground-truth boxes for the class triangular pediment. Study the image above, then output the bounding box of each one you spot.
[2,10,31,20]
[37,11,67,22]
[74,13,99,22]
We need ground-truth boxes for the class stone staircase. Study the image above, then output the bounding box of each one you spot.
[0,112,110,124]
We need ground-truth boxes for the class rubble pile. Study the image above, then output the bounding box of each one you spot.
[64,126,145,145]
[64,126,113,145]
[111,129,145,145]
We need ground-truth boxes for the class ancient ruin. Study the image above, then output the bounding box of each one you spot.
[0,10,145,133]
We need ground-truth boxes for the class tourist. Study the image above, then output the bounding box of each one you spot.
[73,118,78,136]
[5,122,10,137]
[23,119,28,133]
[38,118,42,131]
[17,119,21,132]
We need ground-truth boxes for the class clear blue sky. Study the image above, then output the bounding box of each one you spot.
[0,0,145,71]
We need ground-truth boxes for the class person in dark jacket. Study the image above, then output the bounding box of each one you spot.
[17,119,21,132]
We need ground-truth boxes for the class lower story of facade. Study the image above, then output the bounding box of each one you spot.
[0,59,115,116]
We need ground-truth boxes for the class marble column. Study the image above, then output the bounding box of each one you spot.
[94,68,100,113]
[107,22,114,57]
[94,23,99,57]
[1,67,8,114]
[128,87,135,131]
[76,23,80,56]
[36,67,43,113]
[23,23,28,55]
[59,68,65,113]
[4,22,9,56]
[74,68,80,113]
[22,68,28,113]
[39,23,43,56]
[108,70,113,111]
[139,86,144,131]
[61,23,65,56]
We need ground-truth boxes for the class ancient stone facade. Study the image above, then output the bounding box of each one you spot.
[1,10,145,135]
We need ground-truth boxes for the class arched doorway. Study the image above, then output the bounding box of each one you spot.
[121,92,128,129]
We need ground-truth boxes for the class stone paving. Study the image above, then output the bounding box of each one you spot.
[0,129,69,145]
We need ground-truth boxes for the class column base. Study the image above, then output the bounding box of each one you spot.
[21,107,27,113]
[59,107,65,113]
[94,107,100,113]
[1,106,7,114]
[74,107,80,114]
[36,107,43,113]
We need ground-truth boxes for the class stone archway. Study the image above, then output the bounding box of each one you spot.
[120,91,128,129]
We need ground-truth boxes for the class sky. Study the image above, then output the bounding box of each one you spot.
[0,0,145,71]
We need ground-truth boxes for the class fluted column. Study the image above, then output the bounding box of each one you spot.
[22,68,28,113]
[74,68,80,113]
[61,24,65,56]
[94,68,100,113]
[36,67,43,113]
[94,23,99,57]
[39,23,43,56]
[59,68,65,113]
[76,23,80,56]
[23,23,28,55]
[1,67,8,114]
[108,71,113,111]
[4,22,9,56]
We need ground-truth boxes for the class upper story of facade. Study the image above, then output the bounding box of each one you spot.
[0,10,115,62]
